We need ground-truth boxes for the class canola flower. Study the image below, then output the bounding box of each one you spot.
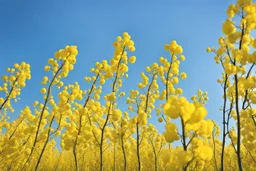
[0,0,256,170]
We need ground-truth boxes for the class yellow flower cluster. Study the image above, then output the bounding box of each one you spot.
[163,96,207,123]
[41,45,78,96]
[192,138,213,161]
[206,1,256,171]
[163,123,179,143]
[158,40,187,100]
[164,40,183,54]
[0,62,31,112]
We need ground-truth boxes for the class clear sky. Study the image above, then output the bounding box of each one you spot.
[0,0,236,134]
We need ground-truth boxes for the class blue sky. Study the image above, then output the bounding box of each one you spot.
[0,0,235,134]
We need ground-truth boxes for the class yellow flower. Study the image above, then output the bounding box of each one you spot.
[180,55,186,61]
[0,98,4,104]
[251,39,256,48]
[41,88,47,94]
[206,47,211,52]
[222,19,236,35]
[129,46,136,52]
[163,123,180,143]
[172,67,179,75]
[44,65,51,72]
[158,117,163,123]
[172,77,179,84]
[2,75,8,81]
[129,56,136,64]
[180,72,187,79]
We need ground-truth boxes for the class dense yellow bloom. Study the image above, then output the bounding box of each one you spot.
[228,31,241,43]
[164,40,183,54]
[1,4,256,170]
[163,96,197,121]
[163,123,180,143]
[222,19,236,35]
